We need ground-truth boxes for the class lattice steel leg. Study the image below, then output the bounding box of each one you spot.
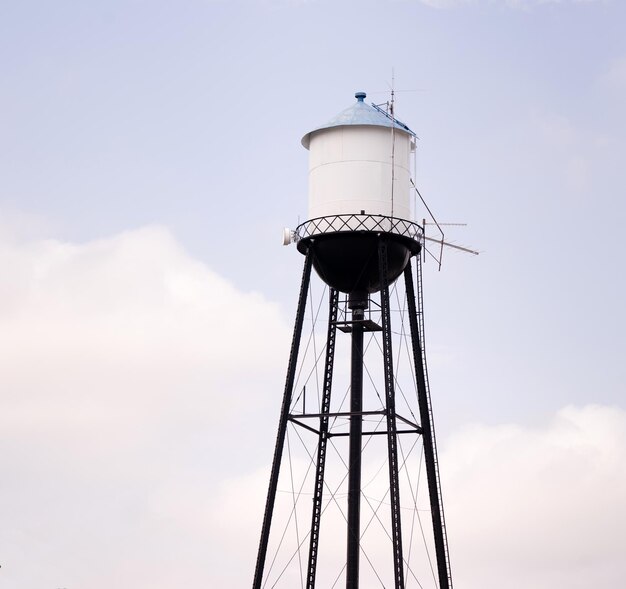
[253,249,313,589]
[379,240,406,589]
[346,290,367,589]
[306,287,339,589]
[404,260,452,589]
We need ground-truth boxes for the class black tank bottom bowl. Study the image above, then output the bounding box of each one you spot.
[297,232,420,295]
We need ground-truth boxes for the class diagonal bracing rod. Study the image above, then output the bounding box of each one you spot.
[253,249,313,589]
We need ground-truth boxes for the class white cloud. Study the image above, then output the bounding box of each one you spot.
[416,0,606,8]
[0,227,624,587]
[414,0,470,7]
[0,207,58,242]
[0,226,290,587]
[203,403,626,587]
[442,404,626,588]
[0,226,287,423]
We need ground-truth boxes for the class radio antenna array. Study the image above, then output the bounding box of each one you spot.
[410,179,479,269]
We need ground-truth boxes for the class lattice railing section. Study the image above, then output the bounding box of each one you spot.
[295,214,423,243]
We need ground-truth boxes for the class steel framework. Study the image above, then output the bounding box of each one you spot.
[253,238,452,589]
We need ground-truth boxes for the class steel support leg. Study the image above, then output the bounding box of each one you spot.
[306,287,339,589]
[253,249,313,589]
[345,291,366,589]
[404,260,451,589]
[379,240,405,589]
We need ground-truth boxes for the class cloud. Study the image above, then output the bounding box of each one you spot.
[0,226,287,419]
[1,227,624,587]
[442,404,626,588]
[416,0,606,8]
[413,0,470,7]
[202,403,626,588]
[0,226,290,587]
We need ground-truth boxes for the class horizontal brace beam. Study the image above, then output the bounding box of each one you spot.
[330,428,422,438]
[333,319,382,333]
[290,410,386,420]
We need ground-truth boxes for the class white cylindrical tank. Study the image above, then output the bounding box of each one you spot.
[302,91,416,224]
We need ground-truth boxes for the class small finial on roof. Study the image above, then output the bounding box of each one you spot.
[355,91,366,102]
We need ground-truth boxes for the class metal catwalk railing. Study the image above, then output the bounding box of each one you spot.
[295,214,422,244]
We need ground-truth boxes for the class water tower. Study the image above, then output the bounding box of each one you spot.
[253,92,453,589]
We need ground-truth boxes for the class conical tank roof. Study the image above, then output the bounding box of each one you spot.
[301,91,415,149]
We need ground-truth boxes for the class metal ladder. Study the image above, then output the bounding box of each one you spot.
[415,255,454,589]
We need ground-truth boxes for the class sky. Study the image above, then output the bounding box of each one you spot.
[1,0,625,587]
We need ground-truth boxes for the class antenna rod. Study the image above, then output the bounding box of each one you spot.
[411,179,445,270]
[423,235,479,256]
[390,69,395,219]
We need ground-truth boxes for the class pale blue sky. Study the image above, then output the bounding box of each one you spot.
[1,0,625,587]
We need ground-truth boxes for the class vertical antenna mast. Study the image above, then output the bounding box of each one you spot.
[390,69,396,218]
